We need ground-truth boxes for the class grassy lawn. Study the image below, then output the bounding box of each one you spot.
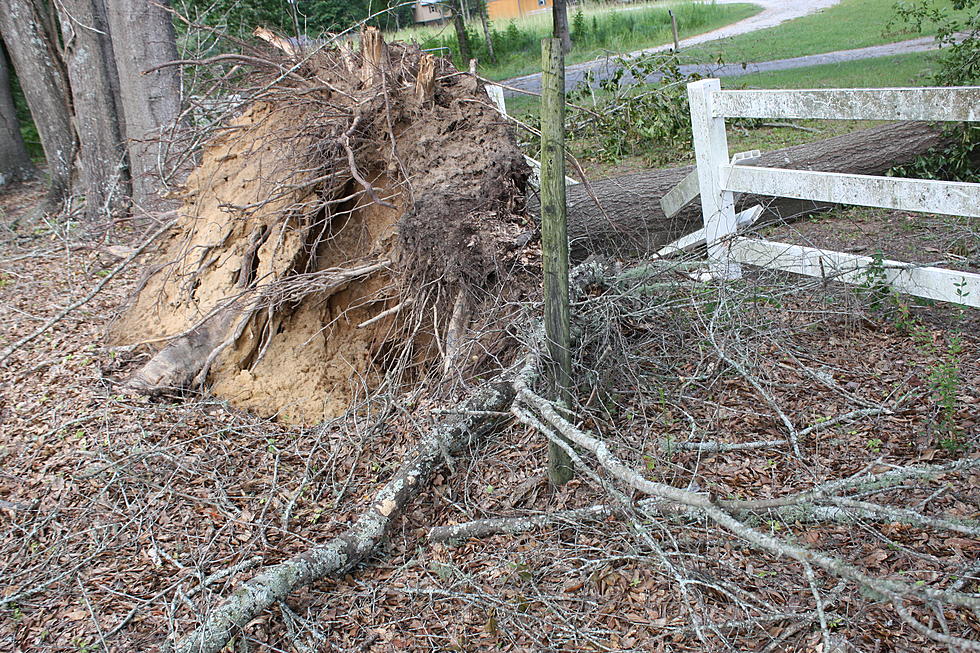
[395,2,761,81]
[681,0,974,64]
[729,50,942,89]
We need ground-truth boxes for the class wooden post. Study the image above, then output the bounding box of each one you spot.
[540,38,574,486]
[669,10,680,52]
[688,78,740,278]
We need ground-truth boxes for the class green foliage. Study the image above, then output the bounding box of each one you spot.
[929,334,965,449]
[856,253,970,449]
[177,0,413,37]
[887,1,980,182]
[891,0,980,85]
[561,53,697,165]
[890,125,980,183]
[571,9,587,44]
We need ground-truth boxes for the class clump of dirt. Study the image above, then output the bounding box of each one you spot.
[111,30,533,425]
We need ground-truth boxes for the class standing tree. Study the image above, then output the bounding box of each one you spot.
[106,0,182,211]
[58,0,130,222]
[0,45,35,187]
[0,0,76,210]
[553,0,572,54]
[452,0,472,65]
[475,0,496,62]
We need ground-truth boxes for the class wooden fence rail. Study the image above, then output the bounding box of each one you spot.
[682,78,980,308]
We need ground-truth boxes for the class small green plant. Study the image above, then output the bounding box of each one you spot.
[866,438,884,453]
[930,335,965,448]
[857,249,894,312]
[571,9,588,44]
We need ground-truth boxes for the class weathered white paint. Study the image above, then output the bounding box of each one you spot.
[689,79,740,278]
[713,87,980,122]
[657,205,763,257]
[730,237,980,308]
[721,165,980,218]
[485,83,506,115]
[685,79,980,307]
[660,168,700,219]
[660,150,760,219]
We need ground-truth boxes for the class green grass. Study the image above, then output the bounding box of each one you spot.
[727,50,942,89]
[395,2,761,81]
[682,0,975,64]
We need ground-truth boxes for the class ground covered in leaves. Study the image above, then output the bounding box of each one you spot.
[1,179,978,651]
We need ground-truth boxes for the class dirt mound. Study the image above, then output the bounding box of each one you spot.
[111,31,533,424]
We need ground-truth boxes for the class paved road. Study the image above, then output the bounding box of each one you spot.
[499,0,939,96]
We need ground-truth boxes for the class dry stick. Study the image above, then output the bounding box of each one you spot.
[428,490,978,544]
[168,377,523,653]
[675,407,893,452]
[516,386,980,620]
[0,219,174,366]
[514,403,712,646]
[473,74,603,118]
[893,596,980,652]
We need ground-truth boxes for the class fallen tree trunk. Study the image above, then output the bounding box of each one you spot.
[559,121,952,261]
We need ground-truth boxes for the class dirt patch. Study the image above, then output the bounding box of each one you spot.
[111,33,533,424]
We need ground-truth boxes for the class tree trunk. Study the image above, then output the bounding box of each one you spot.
[452,0,471,65]
[105,0,182,211]
[552,0,572,55]
[478,0,496,63]
[58,0,130,222]
[0,0,75,208]
[556,121,952,262]
[0,44,35,187]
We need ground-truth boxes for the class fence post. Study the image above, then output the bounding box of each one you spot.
[540,37,574,486]
[688,78,740,278]
[669,10,680,52]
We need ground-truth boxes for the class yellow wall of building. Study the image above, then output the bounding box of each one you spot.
[487,0,553,21]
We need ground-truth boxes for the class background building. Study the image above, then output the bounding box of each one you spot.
[487,0,554,20]
[414,0,451,25]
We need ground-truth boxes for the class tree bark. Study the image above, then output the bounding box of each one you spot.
[552,0,572,55]
[58,0,130,222]
[0,44,35,187]
[105,0,182,211]
[556,121,952,262]
[0,0,75,207]
[452,0,471,65]
[478,0,495,63]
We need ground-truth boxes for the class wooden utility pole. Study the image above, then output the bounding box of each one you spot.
[540,38,574,486]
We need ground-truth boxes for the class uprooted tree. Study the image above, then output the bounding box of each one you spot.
[111,38,951,423]
[92,28,980,653]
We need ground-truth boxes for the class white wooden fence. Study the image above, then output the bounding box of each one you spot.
[677,79,980,308]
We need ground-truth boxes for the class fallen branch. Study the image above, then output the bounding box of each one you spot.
[514,385,980,627]
[674,407,893,452]
[169,373,526,653]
